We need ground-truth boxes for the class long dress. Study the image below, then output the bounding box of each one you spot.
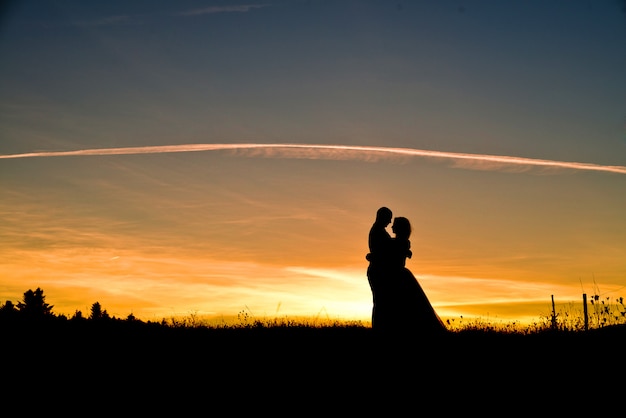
[388,238,447,335]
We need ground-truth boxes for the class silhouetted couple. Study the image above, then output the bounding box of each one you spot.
[367,207,446,336]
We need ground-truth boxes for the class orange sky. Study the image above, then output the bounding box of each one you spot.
[2,149,624,326]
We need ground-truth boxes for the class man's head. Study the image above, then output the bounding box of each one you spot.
[375,207,392,225]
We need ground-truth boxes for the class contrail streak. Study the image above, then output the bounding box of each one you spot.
[1,143,625,174]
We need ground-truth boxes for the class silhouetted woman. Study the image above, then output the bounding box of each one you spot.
[388,216,447,335]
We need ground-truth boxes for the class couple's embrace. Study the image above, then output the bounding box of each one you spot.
[366,207,446,335]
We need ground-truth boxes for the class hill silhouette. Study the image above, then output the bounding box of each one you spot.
[2,287,623,414]
[4,317,623,411]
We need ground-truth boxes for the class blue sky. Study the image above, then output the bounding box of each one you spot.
[2,1,624,157]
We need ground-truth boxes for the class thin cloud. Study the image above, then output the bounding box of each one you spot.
[64,4,271,28]
[1,143,625,175]
[177,4,271,16]
[71,15,134,27]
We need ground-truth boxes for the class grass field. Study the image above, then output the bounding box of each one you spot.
[3,314,623,414]
[3,289,623,414]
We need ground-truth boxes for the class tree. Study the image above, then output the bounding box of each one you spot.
[71,310,85,321]
[16,288,54,319]
[0,300,18,320]
[89,302,110,320]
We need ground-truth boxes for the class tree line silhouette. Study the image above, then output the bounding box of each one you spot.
[0,287,135,323]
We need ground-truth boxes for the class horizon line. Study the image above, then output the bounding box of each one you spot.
[1,143,625,174]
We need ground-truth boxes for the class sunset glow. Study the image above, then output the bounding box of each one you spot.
[1,1,624,327]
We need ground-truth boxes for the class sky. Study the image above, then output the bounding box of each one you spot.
[1,0,625,327]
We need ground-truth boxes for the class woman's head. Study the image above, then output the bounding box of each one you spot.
[392,216,411,239]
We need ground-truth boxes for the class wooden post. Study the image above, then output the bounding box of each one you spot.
[551,295,557,330]
[583,293,588,331]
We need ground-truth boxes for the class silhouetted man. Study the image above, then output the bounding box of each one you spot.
[366,206,393,332]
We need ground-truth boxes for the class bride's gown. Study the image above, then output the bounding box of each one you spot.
[389,239,447,334]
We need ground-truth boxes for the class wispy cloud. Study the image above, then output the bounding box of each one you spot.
[2,143,625,175]
[71,15,133,27]
[177,4,271,17]
[63,4,271,28]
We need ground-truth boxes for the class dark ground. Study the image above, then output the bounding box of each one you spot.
[4,321,623,414]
